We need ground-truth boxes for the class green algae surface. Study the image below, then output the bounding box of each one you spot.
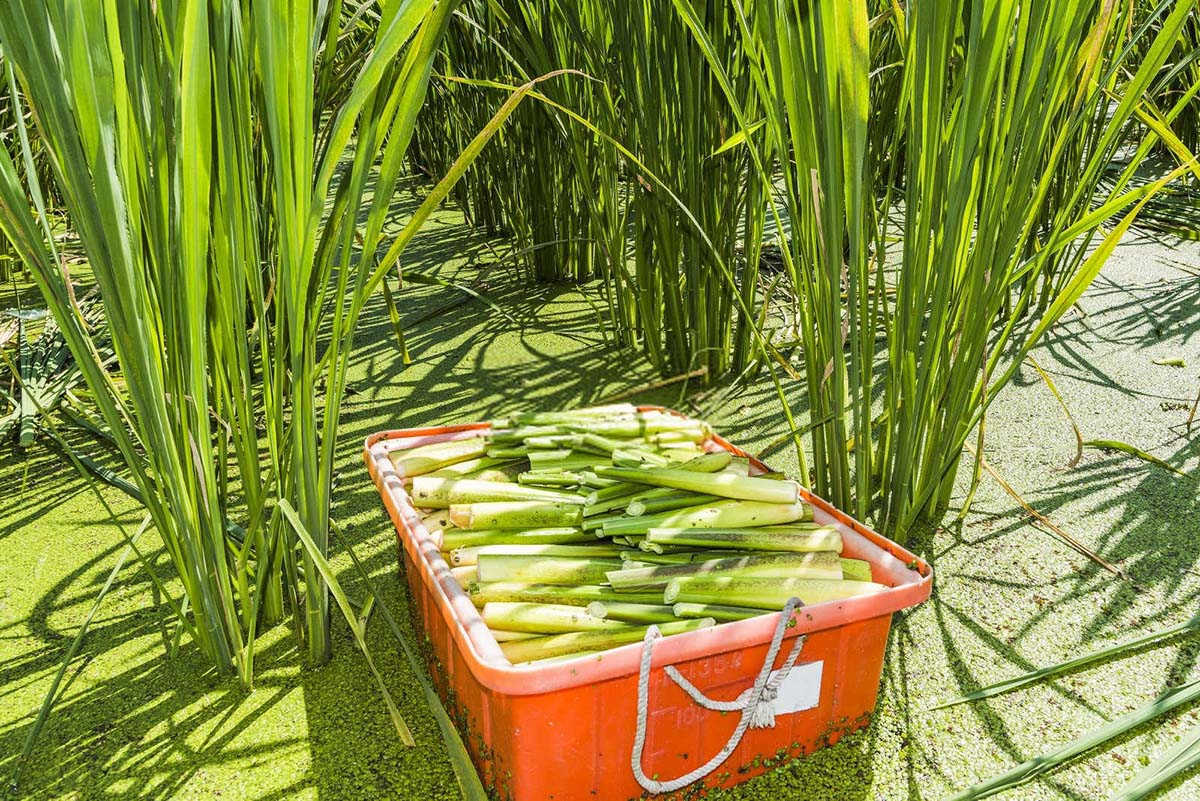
[1,199,1198,800]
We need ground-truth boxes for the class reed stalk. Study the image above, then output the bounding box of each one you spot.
[0,0,533,682]
[468,581,665,607]
[500,617,714,663]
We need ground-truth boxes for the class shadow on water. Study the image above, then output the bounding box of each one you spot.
[1033,262,1200,402]
[911,413,1199,788]
[0,533,311,800]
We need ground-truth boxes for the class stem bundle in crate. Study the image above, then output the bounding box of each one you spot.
[394,405,885,666]
[500,618,716,664]
[664,576,886,608]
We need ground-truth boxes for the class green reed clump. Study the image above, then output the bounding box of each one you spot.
[608,0,767,378]
[873,0,1196,534]
[1027,0,1200,311]
[410,0,620,283]
[677,0,1195,537]
[0,0,528,684]
[410,3,514,234]
[411,0,772,375]
[1145,1,1200,156]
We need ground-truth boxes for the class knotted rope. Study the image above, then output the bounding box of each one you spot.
[630,597,806,794]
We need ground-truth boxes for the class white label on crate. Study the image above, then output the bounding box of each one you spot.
[768,660,823,715]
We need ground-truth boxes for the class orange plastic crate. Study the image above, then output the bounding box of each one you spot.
[364,410,932,800]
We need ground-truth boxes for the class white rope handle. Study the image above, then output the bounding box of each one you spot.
[630,598,807,795]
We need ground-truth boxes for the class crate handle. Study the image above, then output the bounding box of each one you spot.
[631,598,807,795]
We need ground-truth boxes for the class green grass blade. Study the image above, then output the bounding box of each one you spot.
[1027,356,1084,468]
[1083,438,1191,477]
[934,613,1200,710]
[1109,722,1200,801]
[279,500,415,746]
[332,523,489,801]
[949,677,1200,800]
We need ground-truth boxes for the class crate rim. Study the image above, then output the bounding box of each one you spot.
[363,407,932,697]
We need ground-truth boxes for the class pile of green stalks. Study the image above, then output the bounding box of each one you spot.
[393,404,883,665]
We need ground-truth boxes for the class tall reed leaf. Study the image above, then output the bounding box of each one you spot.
[0,0,530,685]
[935,612,1200,709]
[949,677,1200,800]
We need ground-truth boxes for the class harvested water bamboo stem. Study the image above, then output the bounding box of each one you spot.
[672,602,764,622]
[468,582,666,607]
[645,525,842,553]
[411,476,582,508]
[450,543,621,567]
[596,464,800,504]
[390,437,488,477]
[450,501,583,529]
[481,602,628,633]
[606,550,842,589]
[474,555,623,584]
[664,576,886,608]
[500,618,715,663]
[439,527,592,550]
[601,499,811,537]
[585,601,679,624]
